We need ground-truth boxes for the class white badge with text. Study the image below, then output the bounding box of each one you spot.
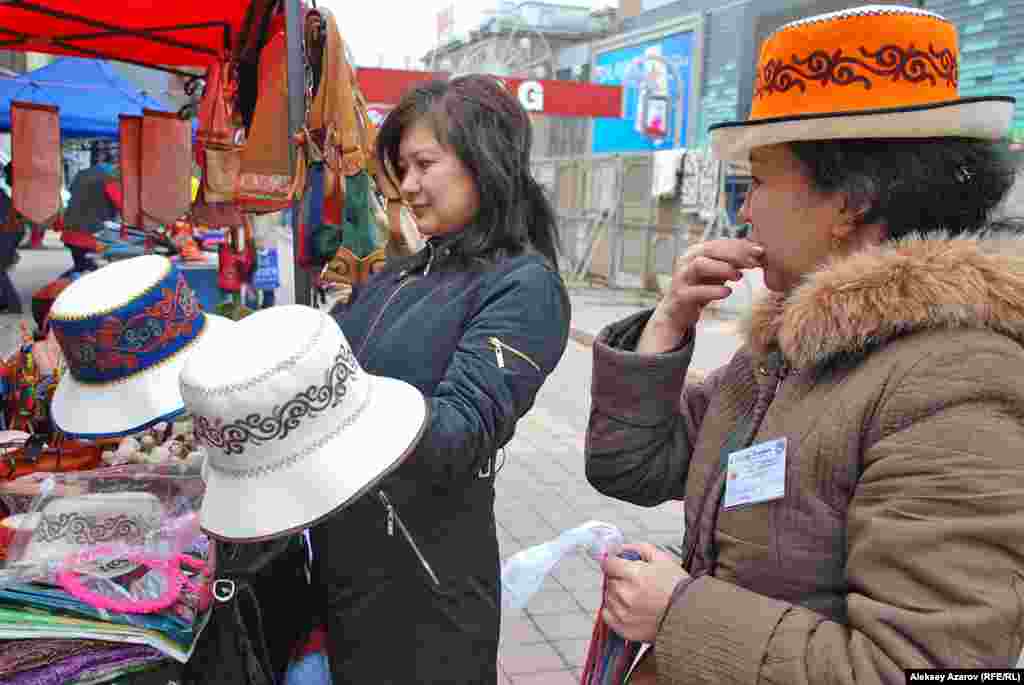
[723,437,787,509]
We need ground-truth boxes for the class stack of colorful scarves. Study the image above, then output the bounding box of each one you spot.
[0,639,168,685]
[580,550,645,685]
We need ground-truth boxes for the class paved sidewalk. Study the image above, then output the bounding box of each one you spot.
[493,285,744,684]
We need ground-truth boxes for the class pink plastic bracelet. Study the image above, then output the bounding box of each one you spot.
[57,546,207,615]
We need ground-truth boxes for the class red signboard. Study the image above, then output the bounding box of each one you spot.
[355,67,622,119]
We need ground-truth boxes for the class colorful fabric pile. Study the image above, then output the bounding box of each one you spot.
[0,467,211,684]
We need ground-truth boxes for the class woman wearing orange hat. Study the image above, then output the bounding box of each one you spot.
[586,5,1024,680]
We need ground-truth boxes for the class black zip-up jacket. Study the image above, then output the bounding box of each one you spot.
[312,239,570,684]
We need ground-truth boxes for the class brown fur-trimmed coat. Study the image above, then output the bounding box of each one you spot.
[586,234,1024,683]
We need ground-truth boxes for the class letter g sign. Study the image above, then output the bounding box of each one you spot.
[517,80,544,113]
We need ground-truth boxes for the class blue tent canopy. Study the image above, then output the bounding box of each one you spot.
[0,58,172,138]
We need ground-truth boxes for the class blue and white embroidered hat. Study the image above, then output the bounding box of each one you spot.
[182,305,428,542]
[49,254,232,438]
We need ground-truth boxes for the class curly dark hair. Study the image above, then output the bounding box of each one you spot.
[788,138,1021,240]
[375,75,560,269]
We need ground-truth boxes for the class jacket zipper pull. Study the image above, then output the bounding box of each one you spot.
[775,363,790,396]
[378,490,395,536]
[489,338,505,368]
[423,243,435,276]
[377,489,440,586]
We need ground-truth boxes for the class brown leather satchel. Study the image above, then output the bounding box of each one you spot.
[140,109,193,227]
[191,61,245,227]
[10,102,62,227]
[118,114,143,231]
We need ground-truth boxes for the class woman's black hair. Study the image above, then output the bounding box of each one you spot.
[375,75,561,269]
[788,137,1021,240]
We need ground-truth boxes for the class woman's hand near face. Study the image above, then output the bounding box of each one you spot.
[637,239,764,354]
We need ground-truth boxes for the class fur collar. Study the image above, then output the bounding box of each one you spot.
[743,233,1024,370]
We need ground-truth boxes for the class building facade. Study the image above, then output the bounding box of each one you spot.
[589,0,1021,152]
[423,1,616,158]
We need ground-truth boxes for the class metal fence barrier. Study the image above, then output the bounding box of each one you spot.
[534,152,748,290]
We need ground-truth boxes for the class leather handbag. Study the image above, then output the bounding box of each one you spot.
[182,535,314,685]
[10,102,62,227]
[195,61,246,206]
[118,115,143,232]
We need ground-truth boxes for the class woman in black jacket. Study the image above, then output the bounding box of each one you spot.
[312,75,571,683]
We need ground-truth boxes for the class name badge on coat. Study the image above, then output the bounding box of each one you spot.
[723,437,787,509]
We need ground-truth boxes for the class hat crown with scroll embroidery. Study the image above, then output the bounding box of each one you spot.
[180,304,371,480]
[752,5,959,121]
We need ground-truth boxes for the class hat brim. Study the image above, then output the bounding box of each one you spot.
[199,374,429,542]
[51,314,232,439]
[710,96,1016,162]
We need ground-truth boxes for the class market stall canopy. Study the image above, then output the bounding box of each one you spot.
[0,58,170,138]
[0,0,250,70]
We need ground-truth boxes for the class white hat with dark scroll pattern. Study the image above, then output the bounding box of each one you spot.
[182,305,428,542]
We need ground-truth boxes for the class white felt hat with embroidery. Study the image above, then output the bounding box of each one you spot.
[182,304,428,542]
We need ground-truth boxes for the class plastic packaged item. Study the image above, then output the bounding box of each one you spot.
[0,470,207,600]
[500,520,623,610]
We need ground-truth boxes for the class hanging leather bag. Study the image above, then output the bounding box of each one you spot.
[10,102,62,228]
[140,109,193,227]
[235,29,303,213]
[195,61,246,205]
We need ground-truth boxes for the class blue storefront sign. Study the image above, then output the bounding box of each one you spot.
[592,31,694,154]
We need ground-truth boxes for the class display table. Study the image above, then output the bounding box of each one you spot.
[172,253,221,312]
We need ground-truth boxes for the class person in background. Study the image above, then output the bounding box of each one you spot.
[60,146,118,273]
[0,163,23,313]
[312,75,571,684]
[585,5,1024,682]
